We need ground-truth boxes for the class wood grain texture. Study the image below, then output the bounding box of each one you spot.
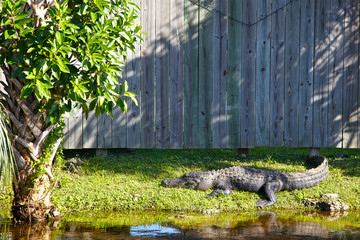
[328,0,344,148]
[299,0,314,147]
[112,107,127,148]
[313,0,329,148]
[284,0,300,147]
[227,0,242,148]
[212,0,227,148]
[255,0,271,147]
[240,0,256,148]
[199,0,213,148]
[62,0,360,150]
[112,73,127,148]
[342,0,359,148]
[126,0,141,148]
[169,0,184,149]
[83,111,98,148]
[66,109,83,149]
[270,0,286,147]
[184,0,199,148]
[155,0,170,149]
[140,0,156,148]
[97,113,112,148]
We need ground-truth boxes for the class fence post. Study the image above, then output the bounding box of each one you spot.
[96,149,108,158]
[309,148,321,157]
[237,148,249,157]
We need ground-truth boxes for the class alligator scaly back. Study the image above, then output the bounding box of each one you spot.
[161,156,329,208]
[282,156,329,190]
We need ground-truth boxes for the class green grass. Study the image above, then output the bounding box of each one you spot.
[51,147,360,213]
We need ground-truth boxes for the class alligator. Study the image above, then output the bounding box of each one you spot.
[161,156,329,208]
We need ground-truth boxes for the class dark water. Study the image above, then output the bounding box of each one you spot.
[1,211,360,239]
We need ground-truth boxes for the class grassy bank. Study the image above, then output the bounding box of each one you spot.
[51,147,360,213]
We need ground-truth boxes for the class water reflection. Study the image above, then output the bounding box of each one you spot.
[1,211,360,239]
[130,223,182,238]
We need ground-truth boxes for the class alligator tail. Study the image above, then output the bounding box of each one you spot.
[284,156,329,190]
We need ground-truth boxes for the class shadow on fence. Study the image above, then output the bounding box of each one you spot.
[64,0,359,150]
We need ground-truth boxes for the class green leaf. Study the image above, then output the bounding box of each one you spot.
[67,23,80,30]
[55,32,64,45]
[92,52,104,62]
[1,18,12,26]
[90,12,97,22]
[35,79,52,100]
[124,81,129,92]
[55,56,70,73]
[127,7,135,20]
[20,82,34,99]
[7,59,17,65]
[134,25,142,33]
[79,4,89,15]
[54,0,60,10]
[4,29,16,39]
[120,32,131,41]
[51,64,61,79]
[117,98,127,113]
[14,12,30,21]
[118,84,123,94]
[89,100,96,111]
[124,91,138,106]
[66,34,77,41]
[35,59,50,73]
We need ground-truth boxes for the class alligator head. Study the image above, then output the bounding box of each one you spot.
[161,171,215,190]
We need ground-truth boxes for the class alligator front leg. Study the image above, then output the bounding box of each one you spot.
[256,180,283,208]
[206,189,231,198]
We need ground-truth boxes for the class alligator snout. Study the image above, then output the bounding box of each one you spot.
[161,177,185,188]
[161,179,169,186]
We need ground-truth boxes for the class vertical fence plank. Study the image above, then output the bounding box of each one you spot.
[112,108,127,148]
[299,0,315,147]
[140,0,156,148]
[169,0,184,149]
[97,114,112,148]
[212,0,227,148]
[199,0,213,148]
[240,0,256,148]
[126,0,141,148]
[270,0,286,147]
[313,0,329,148]
[255,0,271,147]
[184,0,199,148]
[67,109,82,149]
[112,70,127,148]
[155,0,170,148]
[83,112,98,148]
[284,0,300,147]
[126,66,141,148]
[227,0,242,148]
[328,0,344,148]
[342,0,359,148]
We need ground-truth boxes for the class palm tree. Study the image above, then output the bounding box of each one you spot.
[0,102,17,191]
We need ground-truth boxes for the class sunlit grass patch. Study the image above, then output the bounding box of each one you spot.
[52,147,360,213]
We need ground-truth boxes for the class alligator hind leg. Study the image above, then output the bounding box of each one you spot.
[206,189,231,198]
[256,180,282,208]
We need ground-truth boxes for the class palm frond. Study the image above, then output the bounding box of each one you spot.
[0,102,17,187]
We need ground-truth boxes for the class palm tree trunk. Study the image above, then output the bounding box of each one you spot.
[1,70,63,222]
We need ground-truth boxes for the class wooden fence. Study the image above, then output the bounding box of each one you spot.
[63,0,360,149]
